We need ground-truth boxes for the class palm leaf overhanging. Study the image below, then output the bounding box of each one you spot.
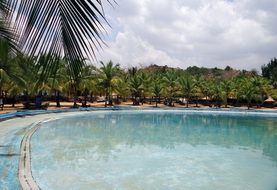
[6,0,113,73]
[0,0,17,53]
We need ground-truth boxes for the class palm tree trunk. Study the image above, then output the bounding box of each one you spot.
[0,89,3,110]
[247,99,251,110]
[73,85,78,108]
[105,89,108,107]
[56,90,61,107]
[12,95,16,107]
[25,93,30,109]
[0,97,3,111]
[90,92,93,103]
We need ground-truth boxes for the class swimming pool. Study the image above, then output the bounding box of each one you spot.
[0,110,277,189]
[28,110,277,190]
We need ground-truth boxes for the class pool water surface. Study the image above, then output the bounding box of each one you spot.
[31,111,277,190]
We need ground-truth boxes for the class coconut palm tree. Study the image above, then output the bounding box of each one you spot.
[78,65,96,107]
[241,77,258,109]
[47,57,68,107]
[97,61,120,106]
[211,81,223,108]
[252,76,273,107]
[14,55,49,108]
[162,70,178,106]
[114,77,130,103]
[5,79,21,107]
[129,74,144,105]
[192,75,203,107]
[221,79,233,108]
[178,75,195,108]
[151,75,163,107]
[67,59,94,108]
[198,77,211,105]
[139,72,151,104]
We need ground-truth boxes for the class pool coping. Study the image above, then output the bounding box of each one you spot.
[1,106,277,122]
[18,122,42,190]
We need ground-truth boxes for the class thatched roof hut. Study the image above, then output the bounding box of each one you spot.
[264,96,275,103]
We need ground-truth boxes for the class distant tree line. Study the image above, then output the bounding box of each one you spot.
[0,40,276,110]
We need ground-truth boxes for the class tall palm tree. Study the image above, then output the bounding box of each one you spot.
[114,78,130,103]
[211,81,223,108]
[47,57,67,107]
[14,55,48,108]
[5,79,21,107]
[252,76,272,107]
[162,70,178,106]
[98,61,120,106]
[128,74,144,105]
[151,75,163,107]
[68,60,94,107]
[178,75,195,108]
[221,79,233,108]
[78,69,95,107]
[232,76,244,106]
[139,72,151,104]
[241,77,258,109]
[198,77,211,105]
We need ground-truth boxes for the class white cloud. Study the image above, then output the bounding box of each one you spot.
[97,0,277,71]
[98,31,182,68]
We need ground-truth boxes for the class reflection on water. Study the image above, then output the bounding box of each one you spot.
[31,111,277,190]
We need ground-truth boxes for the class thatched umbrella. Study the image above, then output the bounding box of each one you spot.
[263,96,276,108]
[264,96,275,103]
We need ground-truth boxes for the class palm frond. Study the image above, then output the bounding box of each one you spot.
[10,0,110,63]
[6,0,112,84]
[0,0,17,53]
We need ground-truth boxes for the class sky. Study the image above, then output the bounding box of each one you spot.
[96,0,277,71]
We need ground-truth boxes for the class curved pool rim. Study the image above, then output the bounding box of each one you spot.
[1,108,277,189]
[22,109,277,189]
[1,106,277,121]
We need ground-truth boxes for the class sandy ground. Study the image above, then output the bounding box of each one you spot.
[0,101,276,114]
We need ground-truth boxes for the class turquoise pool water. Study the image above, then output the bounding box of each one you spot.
[31,110,277,190]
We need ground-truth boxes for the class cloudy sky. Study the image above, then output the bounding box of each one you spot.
[97,0,277,71]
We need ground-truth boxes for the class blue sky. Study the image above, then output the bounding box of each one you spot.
[96,0,277,71]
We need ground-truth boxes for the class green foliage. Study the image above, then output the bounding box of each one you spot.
[271,89,277,100]
[186,66,209,76]
[128,74,143,98]
[97,61,120,105]
[151,74,163,107]
[178,75,195,107]
[262,58,277,88]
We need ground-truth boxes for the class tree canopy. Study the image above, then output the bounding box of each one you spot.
[262,58,277,88]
